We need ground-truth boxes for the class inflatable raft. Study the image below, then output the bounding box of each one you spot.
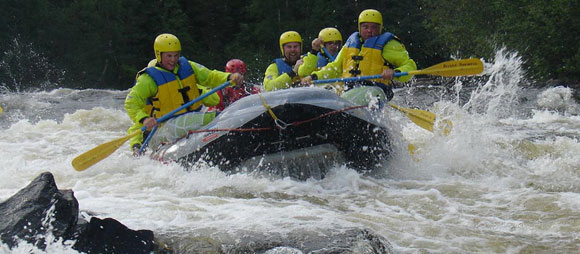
[149,87,391,180]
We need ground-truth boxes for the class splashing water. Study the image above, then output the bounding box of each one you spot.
[0,36,65,93]
[1,48,580,253]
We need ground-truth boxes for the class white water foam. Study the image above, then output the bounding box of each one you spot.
[2,48,580,253]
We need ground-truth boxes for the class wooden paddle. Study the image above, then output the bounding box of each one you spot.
[72,81,231,171]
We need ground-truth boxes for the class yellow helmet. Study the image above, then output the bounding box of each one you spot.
[154,33,181,62]
[318,27,342,43]
[279,31,302,56]
[358,9,383,33]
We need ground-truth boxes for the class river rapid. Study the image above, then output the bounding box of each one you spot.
[1,50,579,253]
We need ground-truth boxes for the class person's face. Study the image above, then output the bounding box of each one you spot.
[360,22,381,41]
[160,51,180,71]
[283,42,301,63]
[323,41,341,55]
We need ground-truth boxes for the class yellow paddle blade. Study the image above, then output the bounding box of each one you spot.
[0,105,3,115]
[410,58,484,77]
[389,103,454,136]
[72,130,141,171]
[408,143,418,155]
[407,143,422,162]
[389,103,435,132]
[438,119,453,136]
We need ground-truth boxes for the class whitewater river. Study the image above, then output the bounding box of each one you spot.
[1,51,579,253]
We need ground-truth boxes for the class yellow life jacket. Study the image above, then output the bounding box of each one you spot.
[142,57,202,119]
[341,32,396,84]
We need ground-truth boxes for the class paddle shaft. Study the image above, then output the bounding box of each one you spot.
[313,74,410,84]
[139,125,158,154]
[138,81,231,152]
[72,81,231,171]
[152,81,230,125]
[313,58,483,84]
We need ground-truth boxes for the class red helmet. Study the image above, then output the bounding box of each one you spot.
[225,59,247,75]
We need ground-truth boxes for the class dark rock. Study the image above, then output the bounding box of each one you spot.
[0,172,160,254]
[1,172,395,254]
[162,228,394,254]
[73,217,156,254]
[0,172,78,249]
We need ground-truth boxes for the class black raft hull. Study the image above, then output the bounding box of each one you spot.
[150,87,391,180]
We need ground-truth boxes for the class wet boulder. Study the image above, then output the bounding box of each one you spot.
[0,172,158,254]
[159,227,395,254]
[0,172,78,249]
[73,217,156,254]
[1,171,394,254]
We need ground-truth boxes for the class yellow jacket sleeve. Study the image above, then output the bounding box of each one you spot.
[383,40,417,83]
[189,61,230,88]
[263,62,294,91]
[124,74,157,124]
[311,48,344,80]
[297,52,318,77]
[197,85,220,106]
[189,61,229,106]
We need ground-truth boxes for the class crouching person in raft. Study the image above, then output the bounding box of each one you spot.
[125,33,243,156]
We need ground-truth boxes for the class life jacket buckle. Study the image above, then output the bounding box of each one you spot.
[352,55,363,61]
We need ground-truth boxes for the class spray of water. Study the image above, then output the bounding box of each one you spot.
[388,48,533,181]
[0,36,65,93]
[462,47,525,118]
[2,47,580,253]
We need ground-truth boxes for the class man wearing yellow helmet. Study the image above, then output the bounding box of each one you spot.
[302,9,417,101]
[297,27,343,73]
[313,27,343,68]
[125,33,244,153]
[263,31,317,91]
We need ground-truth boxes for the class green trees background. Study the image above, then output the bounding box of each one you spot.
[1,0,579,91]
